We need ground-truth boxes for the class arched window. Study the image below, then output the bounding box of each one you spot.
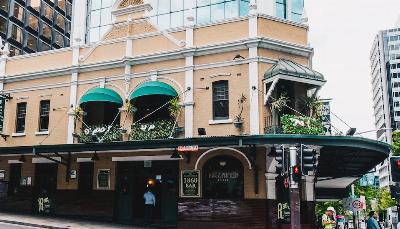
[202,155,244,199]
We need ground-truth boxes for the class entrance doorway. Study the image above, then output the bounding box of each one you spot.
[202,155,244,199]
[8,163,21,196]
[34,163,58,213]
[115,160,178,225]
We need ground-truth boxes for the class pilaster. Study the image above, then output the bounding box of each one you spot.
[71,0,88,46]
[258,0,275,16]
[184,11,195,138]
[248,2,260,135]
[67,72,78,144]
[265,172,278,199]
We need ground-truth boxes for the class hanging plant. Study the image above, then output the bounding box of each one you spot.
[124,102,137,115]
[270,93,290,113]
[234,94,247,128]
[302,96,323,119]
[168,97,181,118]
[71,106,85,119]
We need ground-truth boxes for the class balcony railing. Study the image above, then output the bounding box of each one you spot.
[129,120,181,141]
[264,114,324,135]
[78,124,122,143]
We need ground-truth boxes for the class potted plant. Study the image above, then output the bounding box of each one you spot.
[233,94,247,129]
[169,97,184,136]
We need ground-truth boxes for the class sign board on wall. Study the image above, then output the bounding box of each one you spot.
[0,98,4,132]
[181,170,200,197]
[97,169,110,189]
[177,145,199,152]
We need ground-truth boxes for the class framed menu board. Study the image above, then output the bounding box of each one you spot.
[97,169,110,189]
[181,170,200,197]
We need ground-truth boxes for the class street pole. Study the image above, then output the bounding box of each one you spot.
[289,146,301,229]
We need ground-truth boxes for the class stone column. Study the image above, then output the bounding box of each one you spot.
[184,9,195,138]
[248,1,260,135]
[71,0,88,46]
[67,41,80,144]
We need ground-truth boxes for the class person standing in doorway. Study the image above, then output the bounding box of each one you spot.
[367,211,380,229]
[143,188,156,225]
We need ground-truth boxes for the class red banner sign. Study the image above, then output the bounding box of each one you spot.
[177,145,199,152]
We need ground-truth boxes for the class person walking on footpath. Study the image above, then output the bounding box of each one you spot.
[367,211,380,229]
[321,207,336,229]
[143,188,156,225]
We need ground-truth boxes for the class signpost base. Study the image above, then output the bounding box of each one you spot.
[290,187,300,229]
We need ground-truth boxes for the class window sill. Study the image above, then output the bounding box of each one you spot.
[208,119,233,125]
[35,131,49,136]
[12,133,26,137]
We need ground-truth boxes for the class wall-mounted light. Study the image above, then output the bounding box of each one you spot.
[91,152,99,161]
[198,128,206,136]
[19,155,26,163]
[170,150,182,159]
[219,161,226,167]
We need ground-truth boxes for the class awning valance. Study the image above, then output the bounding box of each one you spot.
[79,88,123,106]
[129,81,178,101]
[263,59,326,86]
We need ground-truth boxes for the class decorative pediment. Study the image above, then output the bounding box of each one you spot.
[119,0,144,9]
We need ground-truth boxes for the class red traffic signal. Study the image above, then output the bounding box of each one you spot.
[293,165,301,175]
[396,160,400,169]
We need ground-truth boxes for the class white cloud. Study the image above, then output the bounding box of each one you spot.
[305,0,400,139]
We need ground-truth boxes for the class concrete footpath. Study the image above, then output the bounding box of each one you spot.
[0,212,147,229]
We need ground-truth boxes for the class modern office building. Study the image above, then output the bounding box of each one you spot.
[0,0,73,57]
[80,0,305,43]
[370,26,400,187]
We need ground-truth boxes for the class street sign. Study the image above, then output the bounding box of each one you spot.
[352,200,362,210]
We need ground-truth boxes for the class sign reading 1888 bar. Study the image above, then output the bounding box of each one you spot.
[181,170,200,197]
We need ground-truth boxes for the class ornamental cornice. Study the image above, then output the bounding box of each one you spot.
[4,38,312,83]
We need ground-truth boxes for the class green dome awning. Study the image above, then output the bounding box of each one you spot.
[79,88,123,106]
[129,81,178,100]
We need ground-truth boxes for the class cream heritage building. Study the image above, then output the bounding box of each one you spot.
[0,0,391,228]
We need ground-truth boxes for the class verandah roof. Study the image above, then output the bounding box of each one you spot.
[263,59,326,85]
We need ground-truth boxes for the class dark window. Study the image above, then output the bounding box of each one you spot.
[57,0,65,12]
[212,80,229,119]
[43,3,53,21]
[41,22,51,40]
[55,12,65,30]
[0,0,8,12]
[16,102,27,133]
[66,1,72,17]
[28,0,41,12]
[27,13,39,31]
[398,63,400,68]
[39,100,50,131]
[54,31,64,47]
[0,16,6,35]
[11,24,23,43]
[9,45,22,56]
[12,3,25,22]
[27,33,38,51]
[40,40,51,51]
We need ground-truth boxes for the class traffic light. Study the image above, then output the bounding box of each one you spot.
[275,145,286,176]
[300,144,317,176]
[292,165,302,182]
[390,157,400,182]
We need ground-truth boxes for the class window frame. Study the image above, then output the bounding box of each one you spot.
[212,80,229,120]
[38,100,50,132]
[15,102,27,133]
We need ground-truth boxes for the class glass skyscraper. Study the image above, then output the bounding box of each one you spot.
[0,0,72,57]
[86,0,304,43]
